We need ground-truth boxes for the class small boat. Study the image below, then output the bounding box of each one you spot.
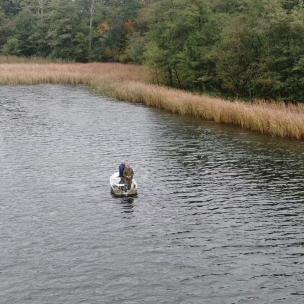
[110,172,138,197]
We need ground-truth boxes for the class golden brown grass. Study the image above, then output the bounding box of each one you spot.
[0,62,303,140]
[0,55,67,64]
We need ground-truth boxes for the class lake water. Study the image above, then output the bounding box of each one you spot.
[0,85,304,304]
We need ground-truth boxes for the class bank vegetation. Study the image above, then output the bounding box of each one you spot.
[1,62,303,140]
[1,1,304,101]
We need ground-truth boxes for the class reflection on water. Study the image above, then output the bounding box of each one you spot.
[0,85,304,304]
[120,197,135,214]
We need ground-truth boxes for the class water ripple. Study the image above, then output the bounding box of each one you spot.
[0,85,304,304]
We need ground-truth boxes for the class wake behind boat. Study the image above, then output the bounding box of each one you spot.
[110,172,138,197]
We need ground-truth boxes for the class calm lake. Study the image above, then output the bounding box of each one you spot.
[0,85,304,304]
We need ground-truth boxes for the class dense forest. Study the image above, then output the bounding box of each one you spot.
[1,0,304,101]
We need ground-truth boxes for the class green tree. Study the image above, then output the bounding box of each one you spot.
[9,9,37,56]
[47,0,88,61]
[257,4,304,100]
[0,0,22,16]
[0,9,14,50]
[90,0,143,61]
[216,12,264,97]
[144,0,221,90]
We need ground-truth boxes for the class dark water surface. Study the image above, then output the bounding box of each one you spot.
[0,85,304,304]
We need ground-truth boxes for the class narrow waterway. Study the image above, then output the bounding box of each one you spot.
[0,85,303,304]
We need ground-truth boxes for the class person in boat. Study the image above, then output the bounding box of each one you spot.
[123,165,134,189]
[119,161,134,189]
[119,161,126,180]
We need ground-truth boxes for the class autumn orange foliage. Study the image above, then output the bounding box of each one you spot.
[125,20,136,32]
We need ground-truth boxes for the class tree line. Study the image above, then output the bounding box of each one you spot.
[1,0,304,101]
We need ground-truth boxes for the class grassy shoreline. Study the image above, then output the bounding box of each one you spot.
[0,62,304,140]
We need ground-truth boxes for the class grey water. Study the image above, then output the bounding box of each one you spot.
[0,85,304,304]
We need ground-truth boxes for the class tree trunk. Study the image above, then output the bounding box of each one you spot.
[174,68,182,88]
[168,67,173,86]
[89,0,96,56]
[38,0,44,16]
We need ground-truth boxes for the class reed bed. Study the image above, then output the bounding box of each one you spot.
[0,62,303,140]
[0,55,68,64]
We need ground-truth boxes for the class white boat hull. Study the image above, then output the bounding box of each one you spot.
[110,172,138,197]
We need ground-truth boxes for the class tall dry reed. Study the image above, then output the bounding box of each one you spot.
[0,62,303,140]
